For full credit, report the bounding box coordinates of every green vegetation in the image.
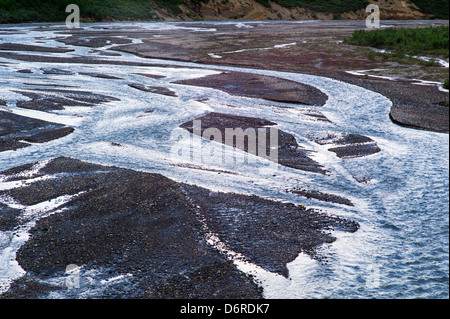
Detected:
[444,78,449,90]
[154,0,183,15]
[411,0,449,19]
[0,0,212,22]
[0,0,448,23]
[345,26,449,56]
[255,0,369,13]
[0,0,161,23]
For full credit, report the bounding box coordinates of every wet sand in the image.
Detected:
[1,21,447,134]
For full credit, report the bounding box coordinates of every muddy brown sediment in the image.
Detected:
[328,74,449,134]
[107,20,449,133]
[173,71,328,106]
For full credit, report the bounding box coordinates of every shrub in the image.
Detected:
[410,0,449,19]
[345,26,449,56]
[0,0,157,23]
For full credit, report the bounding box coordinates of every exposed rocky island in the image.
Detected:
[0,157,358,298]
[0,19,448,300]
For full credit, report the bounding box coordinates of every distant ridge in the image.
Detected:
[0,0,448,24]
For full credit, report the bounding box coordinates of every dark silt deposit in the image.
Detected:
[112,40,196,62]
[0,203,21,232]
[0,20,447,300]
[0,43,75,53]
[0,157,358,298]
[330,74,449,134]
[180,112,326,174]
[16,69,33,74]
[128,83,177,97]
[180,184,359,278]
[0,157,260,299]
[389,103,449,133]
[58,36,133,48]
[14,88,119,112]
[308,131,381,159]
[0,111,74,152]
[0,51,178,68]
[79,72,123,80]
[287,188,354,206]
[40,67,75,75]
[133,73,166,80]
[173,71,328,106]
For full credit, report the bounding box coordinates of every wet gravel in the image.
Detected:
[180,112,326,174]
[14,88,119,112]
[309,131,381,159]
[329,74,449,134]
[0,111,74,152]
[174,71,328,106]
[0,157,358,298]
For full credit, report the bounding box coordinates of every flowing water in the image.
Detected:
[0,22,448,299]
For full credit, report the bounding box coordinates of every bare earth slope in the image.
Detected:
[161,0,428,21]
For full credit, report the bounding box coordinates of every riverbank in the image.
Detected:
[0,21,365,298]
[3,20,444,131]
[0,20,448,299]
[108,20,449,132]
[0,157,357,298]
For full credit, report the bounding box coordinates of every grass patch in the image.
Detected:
[444,78,449,90]
[0,0,164,23]
[345,26,449,56]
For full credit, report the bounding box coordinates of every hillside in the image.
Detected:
[0,0,448,24]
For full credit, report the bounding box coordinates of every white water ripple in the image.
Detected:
[0,22,448,299]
